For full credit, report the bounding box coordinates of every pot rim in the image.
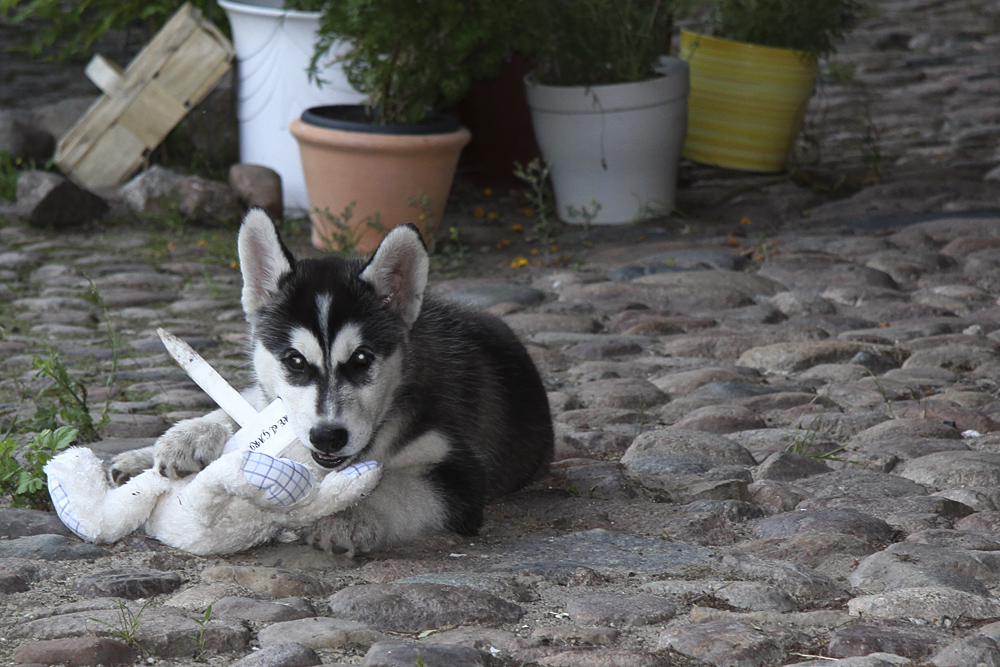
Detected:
[524,57,689,114]
[217,0,319,20]
[679,29,818,63]
[301,105,462,136]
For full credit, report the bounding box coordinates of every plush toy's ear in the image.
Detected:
[359,223,429,328]
[238,208,294,315]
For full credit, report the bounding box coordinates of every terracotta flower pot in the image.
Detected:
[290,105,471,253]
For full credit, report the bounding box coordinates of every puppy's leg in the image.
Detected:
[303,469,448,556]
[152,408,237,480]
[109,446,155,486]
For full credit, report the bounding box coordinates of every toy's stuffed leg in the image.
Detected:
[46,447,171,543]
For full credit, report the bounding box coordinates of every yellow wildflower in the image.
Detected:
[511,224,523,233]
[198,239,208,247]
[740,216,752,225]
[550,245,558,253]
[510,256,529,268]
[474,208,485,217]
[523,208,535,217]
[231,261,239,269]
[484,187,493,196]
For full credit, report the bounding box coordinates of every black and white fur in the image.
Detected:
[111,209,554,555]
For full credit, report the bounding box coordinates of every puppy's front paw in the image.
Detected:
[109,448,154,486]
[154,418,232,480]
[305,511,382,557]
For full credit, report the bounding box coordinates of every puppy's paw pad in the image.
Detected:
[306,513,380,557]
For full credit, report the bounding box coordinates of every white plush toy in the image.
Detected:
[44,330,381,556]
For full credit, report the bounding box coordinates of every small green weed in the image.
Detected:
[314,202,385,256]
[430,226,471,275]
[406,192,436,249]
[189,604,212,658]
[513,158,559,246]
[0,151,24,200]
[89,599,151,647]
[861,107,883,183]
[30,350,108,442]
[823,61,856,83]
[0,425,77,509]
[565,199,602,231]
[0,151,56,201]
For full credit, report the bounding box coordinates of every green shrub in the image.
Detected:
[528,0,676,87]
[0,426,77,509]
[708,0,863,57]
[0,0,225,62]
[311,0,530,125]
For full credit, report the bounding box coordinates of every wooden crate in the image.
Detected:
[55,4,234,188]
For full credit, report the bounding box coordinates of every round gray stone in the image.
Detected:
[74,569,183,600]
[897,451,1000,489]
[565,592,677,627]
[752,509,893,545]
[327,583,524,633]
[622,429,757,467]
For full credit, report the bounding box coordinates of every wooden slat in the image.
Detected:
[56,3,234,187]
[84,55,124,95]
[119,79,189,148]
[71,123,147,189]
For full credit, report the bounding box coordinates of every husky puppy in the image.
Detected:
[111,210,554,555]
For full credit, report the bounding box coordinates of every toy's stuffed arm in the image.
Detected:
[174,450,381,527]
[282,460,381,527]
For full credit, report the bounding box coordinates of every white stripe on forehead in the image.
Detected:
[331,322,363,366]
[316,293,332,342]
[290,327,324,367]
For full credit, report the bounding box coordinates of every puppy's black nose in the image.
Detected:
[309,424,349,454]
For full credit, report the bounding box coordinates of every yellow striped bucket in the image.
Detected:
[679,30,817,172]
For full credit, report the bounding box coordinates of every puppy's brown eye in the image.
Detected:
[283,352,307,372]
[348,349,373,370]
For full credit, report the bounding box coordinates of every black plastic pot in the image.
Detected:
[300,105,461,135]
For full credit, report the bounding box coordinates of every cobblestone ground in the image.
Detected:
[2,1,1000,666]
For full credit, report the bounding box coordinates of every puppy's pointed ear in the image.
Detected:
[238,208,294,315]
[360,223,429,327]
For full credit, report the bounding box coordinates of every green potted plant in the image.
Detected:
[289,0,526,252]
[680,0,863,172]
[522,0,690,225]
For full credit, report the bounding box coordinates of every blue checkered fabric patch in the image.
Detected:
[48,479,90,541]
[342,460,378,479]
[241,451,312,506]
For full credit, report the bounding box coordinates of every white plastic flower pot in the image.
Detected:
[218,0,365,212]
[525,56,689,225]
